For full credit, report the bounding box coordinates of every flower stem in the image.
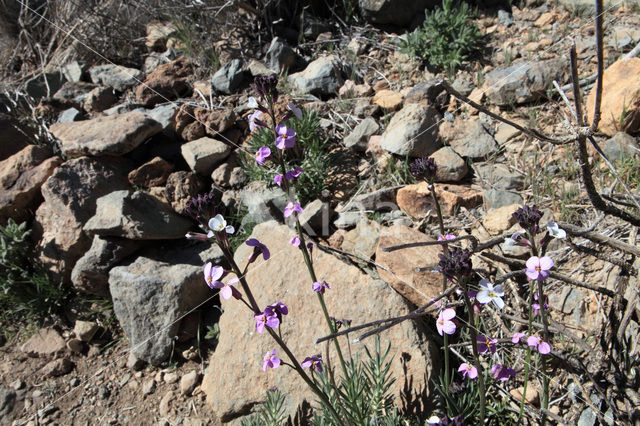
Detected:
[538,279,550,424]
[518,268,537,423]
[461,284,486,423]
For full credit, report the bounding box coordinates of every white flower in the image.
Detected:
[546,221,566,239]
[207,214,235,236]
[427,416,440,424]
[247,97,259,109]
[476,279,505,310]
[287,102,302,120]
[503,237,517,251]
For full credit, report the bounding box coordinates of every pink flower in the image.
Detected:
[512,332,526,344]
[525,256,554,281]
[290,235,301,247]
[438,234,456,241]
[284,202,303,218]
[262,349,281,371]
[274,174,283,186]
[312,280,331,294]
[275,124,296,149]
[254,309,280,334]
[203,263,240,300]
[458,362,478,380]
[255,146,271,165]
[203,262,223,290]
[477,335,497,354]
[491,364,516,381]
[436,308,456,336]
[249,110,265,132]
[527,336,551,354]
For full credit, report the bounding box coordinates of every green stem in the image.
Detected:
[461,283,486,423]
[538,279,550,423]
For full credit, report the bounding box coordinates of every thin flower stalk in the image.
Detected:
[460,282,486,423]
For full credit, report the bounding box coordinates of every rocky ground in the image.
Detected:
[1,0,640,425]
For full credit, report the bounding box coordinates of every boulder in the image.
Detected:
[71,235,142,296]
[359,0,438,27]
[83,190,193,239]
[344,117,379,151]
[0,145,61,224]
[375,225,442,307]
[212,59,244,94]
[83,86,117,112]
[135,57,192,107]
[200,222,438,422]
[290,55,344,97]
[429,146,468,182]
[586,58,640,136]
[265,37,298,73]
[397,182,483,217]
[483,189,523,210]
[88,64,143,92]
[128,156,174,188]
[34,157,131,283]
[181,137,232,175]
[50,112,162,158]
[483,59,568,106]
[41,358,74,377]
[373,90,403,110]
[145,21,176,51]
[449,119,499,160]
[380,103,441,157]
[210,152,246,189]
[482,204,520,235]
[109,243,224,365]
[238,181,289,224]
[52,81,98,108]
[475,163,523,191]
[603,132,639,160]
[298,199,332,236]
[341,218,381,261]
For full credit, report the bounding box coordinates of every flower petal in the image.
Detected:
[492,297,505,310]
[526,256,540,269]
[476,290,492,304]
[539,256,554,270]
[442,308,456,320]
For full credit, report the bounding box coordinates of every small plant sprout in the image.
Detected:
[458,362,478,380]
[262,350,281,372]
[525,256,554,281]
[436,308,457,336]
[546,221,567,239]
[476,279,505,309]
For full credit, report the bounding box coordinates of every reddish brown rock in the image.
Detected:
[396,182,482,217]
[83,86,117,112]
[586,58,640,136]
[193,108,237,136]
[375,225,443,307]
[20,328,66,358]
[201,222,438,422]
[135,57,192,107]
[41,358,74,377]
[127,156,174,188]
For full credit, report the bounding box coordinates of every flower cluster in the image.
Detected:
[203,263,241,300]
[254,302,288,334]
[438,247,473,280]
[184,192,218,227]
[254,75,279,101]
[512,333,551,354]
[512,205,543,235]
[410,156,437,182]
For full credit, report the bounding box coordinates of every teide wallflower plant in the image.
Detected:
[262,349,281,371]
[512,205,543,235]
[458,362,478,380]
[438,247,473,280]
[476,279,505,309]
[436,308,457,336]
[410,156,437,182]
[525,256,554,281]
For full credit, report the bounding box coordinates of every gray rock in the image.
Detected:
[25,72,65,99]
[450,120,498,160]
[475,163,523,190]
[341,219,381,261]
[181,137,232,175]
[109,243,223,365]
[83,86,117,112]
[334,211,365,229]
[265,37,298,73]
[74,320,100,342]
[61,61,84,82]
[483,189,523,210]
[451,76,474,97]
[41,358,74,377]
[290,55,344,97]
[212,59,244,94]
[103,103,144,116]
[380,103,441,157]
[429,146,468,182]
[141,103,179,139]
[247,59,273,77]
[298,199,332,236]
[359,0,437,26]
[84,190,193,239]
[0,113,30,162]
[339,186,401,212]
[404,79,447,105]
[238,181,289,223]
[497,9,513,26]
[71,235,142,296]
[88,64,143,92]
[49,112,162,158]
[603,132,639,160]
[0,388,17,420]
[53,81,99,108]
[344,117,379,151]
[483,59,568,106]
[58,108,82,123]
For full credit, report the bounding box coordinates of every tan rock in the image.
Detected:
[586,58,640,136]
[21,328,66,358]
[201,222,438,422]
[482,204,520,235]
[396,182,483,217]
[373,80,389,92]
[180,371,200,396]
[510,386,540,406]
[146,21,176,51]
[40,357,74,377]
[341,219,381,261]
[373,89,403,110]
[535,11,555,27]
[464,88,484,115]
[128,156,174,188]
[375,225,443,307]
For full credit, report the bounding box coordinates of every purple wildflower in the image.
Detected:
[254,309,280,334]
[285,167,304,184]
[246,238,270,263]
[532,292,548,316]
[184,192,217,227]
[290,235,301,247]
[267,302,289,322]
[203,262,224,290]
[287,103,303,120]
[410,157,437,182]
[512,205,543,235]
[301,355,323,372]
[274,174,283,186]
[254,75,278,101]
[491,364,516,382]
[512,332,526,344]
[203,263,240,300]
[249,110,266,132]
[438,234,456,242]
[527,336,551,354]
[458,362,478,380]
[262,349,281,372]
[436,308,457,336]
[312,280,331,294]
[438,247,473,280]
[275,124,296,149]
[255,146,271,165]
[525,256,554,281]
[284,202,303,218]
[477,335,497,354]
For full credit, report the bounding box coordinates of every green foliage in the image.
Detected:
[241,388,288,426]
[170,18,220,73]
[0,219,70,341]
[310,337,407,425]
[401,0,483,72]
[242,109,330,205]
